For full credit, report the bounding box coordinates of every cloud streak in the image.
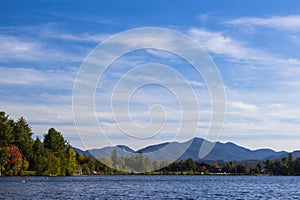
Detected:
[0,34,83,63]
[0,66,76,89]
[225,15,300,32]
[188,28,300,67]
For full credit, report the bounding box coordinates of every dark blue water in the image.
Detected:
[0,176,299,199]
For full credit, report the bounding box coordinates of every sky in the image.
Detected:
[1,0,300,151]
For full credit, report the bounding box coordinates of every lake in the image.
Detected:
[0,176,299,199]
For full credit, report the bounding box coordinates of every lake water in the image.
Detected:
[0,176,299,199]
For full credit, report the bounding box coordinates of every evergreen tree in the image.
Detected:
[13,117,34,163]
[43,128,66,157]
[0,112,14,146]
[43,128,67,175]
[31,137,47,175]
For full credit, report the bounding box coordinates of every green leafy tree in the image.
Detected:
[46,151,59,175]
[0,147,10,176]
[187,158,197,171]
[82,163,91,174]
[65,145,76,176]
[87,157,96,174]
[99,157,113,168]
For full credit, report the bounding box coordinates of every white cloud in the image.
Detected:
[50,32,111,43]
[0,35,82,62]
[0,35,41,61]
[231,101,258,112]
[225,15,300,32]
[188,28,300,67]
[189,28,251,60]
[0,66,76,87]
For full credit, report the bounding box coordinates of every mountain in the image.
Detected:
[87,146,135,158]
[73,137,291,162]
[264,150,300,161]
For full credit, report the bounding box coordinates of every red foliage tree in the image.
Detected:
[7,146,22,163]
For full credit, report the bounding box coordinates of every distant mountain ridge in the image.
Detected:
[73,137,298,162]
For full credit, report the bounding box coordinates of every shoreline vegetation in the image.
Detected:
[1,111,300,176]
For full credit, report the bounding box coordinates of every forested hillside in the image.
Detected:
[0,111,105,176]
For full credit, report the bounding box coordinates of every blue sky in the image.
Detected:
[1,0,300,151]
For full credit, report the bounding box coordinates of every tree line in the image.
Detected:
[0,111,106,176]
[99,149,300,175]
[156,155,300,175]
[99,149,170,173]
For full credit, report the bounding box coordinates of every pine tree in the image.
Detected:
[0,111,14,146]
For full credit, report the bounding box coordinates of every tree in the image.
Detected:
[254,163,262,174]
[236,163,247,174]
[46,151,59,175]
[99,157,113,168]
[288,153,294,175]
[31,137,47,174]
[186,158,197,172]
[33,137,46,157]
[43,128,67,175]
[65,145,76,176]
[13,117,34,169]
[136,151,145,172]
[294,158,300,175]
[43,128,66,157]
[87,157,96,174]
[0,111,14,146]
[0,147,10,176]
[7,146,22,175]
[111,149,118,169]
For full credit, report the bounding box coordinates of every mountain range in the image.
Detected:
[73,137,299,162]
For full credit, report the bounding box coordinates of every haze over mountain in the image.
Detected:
[73,138,296,162]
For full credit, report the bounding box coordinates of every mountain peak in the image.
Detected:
[73,137,297,162]
[116,145,135,153]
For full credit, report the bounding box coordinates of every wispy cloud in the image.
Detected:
[225,15,300,32]
[0,35,42,61]
[51,32,110,43]
[189,28,255,61]
[0,66,75,87]
[187,26,300,151]
[0,34,82,63]
[0,23,113,64]
[189,28,300,66]
[231,101,258,112]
